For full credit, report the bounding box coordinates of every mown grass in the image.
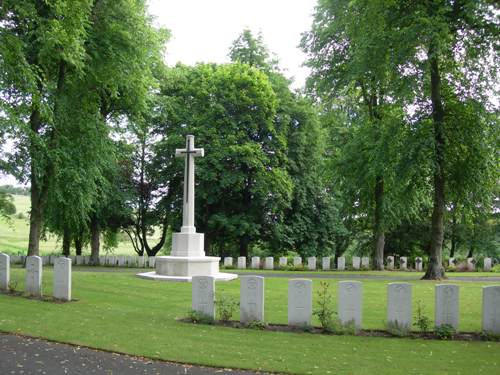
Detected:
[1,267,499,375]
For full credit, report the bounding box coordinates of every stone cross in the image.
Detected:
[176,135,204,234]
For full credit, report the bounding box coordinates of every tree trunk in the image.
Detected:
[74,235,83,256]
[450,209,457,258]
[62,228,72,257]
[373,175,385,270]
[239,235,249,257]
[90,216,100,265]
[422,50,446,280]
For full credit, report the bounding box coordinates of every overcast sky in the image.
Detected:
[0,0,317,186]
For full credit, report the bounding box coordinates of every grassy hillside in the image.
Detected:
[0,195,161,256]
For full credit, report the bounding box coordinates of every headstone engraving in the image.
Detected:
[288,279,312,326]
[322,257,330,271]
[237,257,246,269]
[435,284,459,330]
[192,276,215,319]
[387,283,412,330]
[415,257,423,271]
[264,257,274,270]
[0,253,9,291]
[307,257,316,271]
[251,256,260,269]
[338,281,362,329]
[400,257,408,270]
[482,286,500,334]
[25,256,42,297]
[54,257,71,301]
[337,257,345,271]
[240,276,264,323]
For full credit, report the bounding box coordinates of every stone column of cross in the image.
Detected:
[175,135,204,233]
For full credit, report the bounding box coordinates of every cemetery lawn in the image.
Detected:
[1,268,499,375]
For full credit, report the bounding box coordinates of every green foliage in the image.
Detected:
[313,281,336,332]
[186,310,214,325]
[0,192,16,219]
[245,320,267,330]
[215,294,239,323]
[414,300,431,333]
[435,324,455,340]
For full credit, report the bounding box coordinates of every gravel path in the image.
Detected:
[0,333,268,375]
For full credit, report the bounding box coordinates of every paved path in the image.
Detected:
[0,333,267,375]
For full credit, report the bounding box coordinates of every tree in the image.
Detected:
[0,192,16,220]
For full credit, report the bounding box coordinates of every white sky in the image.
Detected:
[147,0,316,88]
[0,0,317,186]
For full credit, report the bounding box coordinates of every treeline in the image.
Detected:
[0,185,29,196]
[0,1,498,279]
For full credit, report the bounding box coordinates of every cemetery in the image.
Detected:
[0,0,499,374]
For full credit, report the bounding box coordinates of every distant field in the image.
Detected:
[0,195,162,256]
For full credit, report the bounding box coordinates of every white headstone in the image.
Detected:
[237,257,246,269]
[192,276,215,319]
[0,253,10,291]
[42,256,49,266]
[467,257,475,271]
[322,257,331,271]
[75,255,83,266]
[484,258,492,272]
[148,256,155,268]
[279,257,288,267]
[361,257,369,269]
[307,257,316,271]
[49,255,56,265]
[240,276,264,323]
[337,257,345,271]
[84,256,90,265]
[288,279,312,326]
[53,257,71,301]
[25,256,42,297]
[415,257,423,271]
[138,256,145,268]
[400,257,408,270]
[435,284,459,330]
[264,257,274,270]
[482,286,500,334]
[387,256,394,270]
[99,256,106,265]
[338,281,362,329]
[387,283,412,330]
[293,257,302,268]
[352,257,360,270]
[69,255,76,265]
[126,256,135,267]
[10,255,21,264]
[223,257,233,267]
[448,258,455,267]
[118,256,126,267]
[251,256,260,269]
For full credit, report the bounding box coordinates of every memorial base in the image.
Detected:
[136,256,237,282]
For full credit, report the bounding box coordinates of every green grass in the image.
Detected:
[1,267,499,375]
[0,195,160,255]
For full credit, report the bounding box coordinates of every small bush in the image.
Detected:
[414,300,431,333]
[215,294,239,323]
[313,281,336,332]
[186,310,214,325]
[16,212,25,220]
[435,324,455,340]
[245,320,266,330]
[387,321,410,337]
[8,280,18,294]
[480,331,500,342]
[492,264,500,273]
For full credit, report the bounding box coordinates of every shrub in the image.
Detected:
[414,300,431,333]
[186,310,214,325]
[8,281,18,294]
[492,264,500,273]
[245,320,266,330]
[313,281,336,332]
[215,294,239,322]
[435,324,455,340]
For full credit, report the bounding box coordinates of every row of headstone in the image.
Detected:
[192,275,500,334]
[6,255,157,268]
[0,254,71,301]
[224,256,371,271]
[448,257,493,272]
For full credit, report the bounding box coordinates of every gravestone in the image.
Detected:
[42,256,49,266]
[148,256,156,268]
[279,257,288,268]
[322,257,331,271]
[288,279,312,326]
[84,256,90,265]
[467,258,475,271]
[387,283,412,330]
[293,257,302,268]
[237,257,246,269]
[337,257,345,271]
[10,255,21,264]
[482,286,500,334]
[53,257,71,301]
[307,257,316,271]
[484,258,492,272]
[99,256,106,265]
[223,257,233,267]
[126,256,135,267]
[415,257,423,271]
[192,276,215,319]
[138,256,145,268]
[0,253,9,291]
[25,256,42,297]
[75,256,83,266]
[251,257,260,269]
[240,276,265,323]
[69,256,76,265]
[448,258,455,267]
[49,255,56,265]
[400,257,408,270]
[387,256,394,270]
[338,281,362,329]
[435,284,459,330]
[361,257,369,269]
[352,257,360,270]
[264,257,274,270]
[118,256,126,267]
